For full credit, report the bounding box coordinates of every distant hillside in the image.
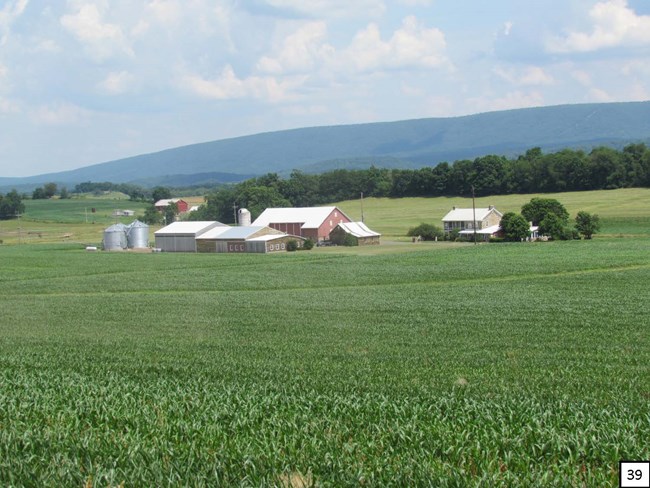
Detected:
[2,101,650,190]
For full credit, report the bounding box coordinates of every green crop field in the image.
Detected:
[0,236,648,486]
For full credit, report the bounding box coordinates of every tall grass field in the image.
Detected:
[0,235,648,485]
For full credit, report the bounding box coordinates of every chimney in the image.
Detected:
[488,205,494,210]
[452,206,456,210]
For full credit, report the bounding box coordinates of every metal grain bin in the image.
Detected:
[103,223,128,250]
[126,220,149,249]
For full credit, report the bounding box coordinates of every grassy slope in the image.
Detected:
[335,188,650,238]
[0,240,648,485]
[0,197,151,245]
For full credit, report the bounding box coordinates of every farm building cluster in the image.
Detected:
[102,206,382,253]
[442,205,539,241]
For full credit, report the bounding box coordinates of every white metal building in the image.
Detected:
[154,221,227,252]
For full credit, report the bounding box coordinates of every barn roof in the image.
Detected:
[196,226,231,239]
[154,198,186,207]
[442,207,502,222]
[213,226,268,239]
[252,206,350,229]
[154,221,226,236]
[247,233,302,242]
[336,221,381,238]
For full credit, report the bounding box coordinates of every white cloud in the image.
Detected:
[0,0,29,45]
[31,102,90,125]
[469,90,545,113]
[180,65,306,103]
[257,21,334,74]
[147,0,182,26]
[264,0,385,18]
[398,0,433,5]
[33,39,61,52]
[256,15,449,78]
[549,0,650,53]
[60,2,133,61]
[0,96,20,114]
[570,69,592,86]
[98,70,135,94]
[343,16,448,72]
[589,87,612,102]
[494,66,554,86]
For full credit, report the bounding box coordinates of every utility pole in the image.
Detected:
[471,185,477,245]
[16,212,22,245]
[360,192,364,223]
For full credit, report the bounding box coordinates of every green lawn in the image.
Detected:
[336,188,650,238]
[0,239,648,486]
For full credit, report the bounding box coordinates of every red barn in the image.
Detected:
[252,206,352,242]
[154,198,189,213]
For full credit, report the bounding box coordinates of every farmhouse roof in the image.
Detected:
[442,207,503,222]
[459,224,501,235]
[459,224,539,235]
[252,206,350,229]
[154,221,226,236]
[336,221,381,238]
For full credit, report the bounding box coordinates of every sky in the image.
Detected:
[1,0,650,177]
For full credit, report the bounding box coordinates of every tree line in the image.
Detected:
[191,144,650,223]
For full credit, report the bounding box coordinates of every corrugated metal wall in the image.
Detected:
[155,236,197,252]
[245,241,267,253]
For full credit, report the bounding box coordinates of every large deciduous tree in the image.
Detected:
[152,186,172,203]
[521,198,569,226]
[0,189,25,219]
[575,211,601,239]
[499,212,530,241]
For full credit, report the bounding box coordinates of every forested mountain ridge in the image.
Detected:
[2,100,650,191]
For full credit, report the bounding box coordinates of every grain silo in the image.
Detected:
[238,208,251,226]
[103,223,128,250]
[126,220,149,249]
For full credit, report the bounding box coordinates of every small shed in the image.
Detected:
[330,221,381,246]
[155,221,227,252]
